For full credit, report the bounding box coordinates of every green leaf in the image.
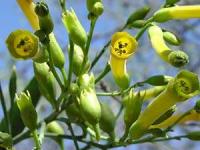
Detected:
[9,66,17,111]
[0,77,41,137]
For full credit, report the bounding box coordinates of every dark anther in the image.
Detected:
[118,41,128,49]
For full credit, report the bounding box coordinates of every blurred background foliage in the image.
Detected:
[0,0,200,149]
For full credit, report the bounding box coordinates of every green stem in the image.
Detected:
[60,67,68,87]
[80,19,97,74]
[0,83,11,135]
[47,43,64,91]
[115,105,124,121]
[95,63,111,84]
[67,38,74,89]
[32,130,41,150]
[66,121,80,150]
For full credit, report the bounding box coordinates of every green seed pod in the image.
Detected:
[129,70,200,139]
[68,44,90,76]
[78,73,95,89]
[49,33,65,69]
[187,131,200,141]
[79,88,101,140]
[87,0,104,17]
[33,62,56,108]
[99,102,116,139]
[152,105,176,125]
[0,132,12,149]
[62,9,87,49]
[16,91,38,131]
[194,100,200,113]
[163,31,181,46]
[126,6,150,25]
[6,29,39,59]
[35,2,54,34]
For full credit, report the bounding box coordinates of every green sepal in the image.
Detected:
[16,91,38,131]
[68,44,90,76]
[126,6,150,25]
[78,73,95,90]
[62,9,87,48]
[0,132,12,149]
[79,88,101,126]
[49,33,65,69]
[33,62,56,108]
[32,44,49,63]
[0,77,41,136]
[153,8,172,22]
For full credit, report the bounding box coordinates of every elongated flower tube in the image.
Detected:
[17,0,39,30]
[110,32,138,89]
[153,5,200,23]
[6,30,39,59]
[62,8,87,49]
[129,70,200,139]
[16,91,38,131]
[148,25,189,67]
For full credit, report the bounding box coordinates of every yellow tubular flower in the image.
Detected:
[148,25,189,67]
[6,30,39,59]
[17,0,39,30]
[153,5,200,23]
[128,70,200,140]
[110,32,138,89]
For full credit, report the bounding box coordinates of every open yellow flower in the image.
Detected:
[17,0,39,30]
[153,5,200,22]
[110,32,138,89]
[6,30,39,59]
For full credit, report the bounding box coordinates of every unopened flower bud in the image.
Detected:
[0,132,12,149]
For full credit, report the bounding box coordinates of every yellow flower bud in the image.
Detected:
[153,5,200,23]
[148,25,189,67]
[16,91,38,131]
[17,0,40,30]
[62,8,87,48]
[6,30,39,59]
[129,70,200,139]
[110,32,138,89]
